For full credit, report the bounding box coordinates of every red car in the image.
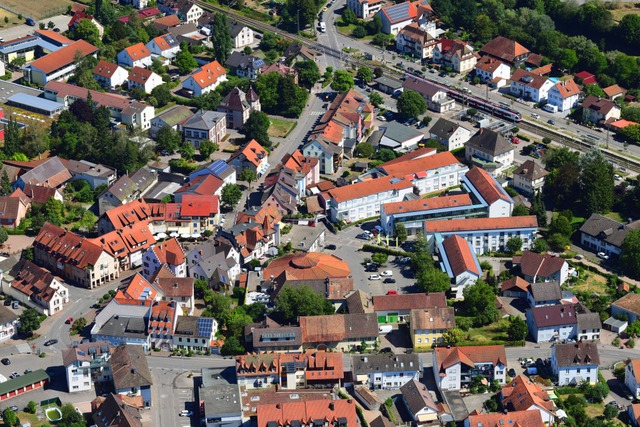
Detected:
[66,317,73,324]
[386,290,398,295]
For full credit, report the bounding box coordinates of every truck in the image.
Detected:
[542,104,558,113]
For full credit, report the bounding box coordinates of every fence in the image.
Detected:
[40,397,61,407]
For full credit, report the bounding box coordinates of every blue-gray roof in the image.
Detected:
[0,38,59,55]
[6,93,65,113]
[381,121,423,143]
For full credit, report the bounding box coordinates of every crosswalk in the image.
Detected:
[310,111,325,116]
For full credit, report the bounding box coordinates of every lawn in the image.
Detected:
[458,317,513,345]
[610,2,640,22]
[570,270,609,294]
[268,118,296,138]
[8,411,52,427]
[605,211,625,222]
[336,23,358,36]
[0,8,21,27]
[0,0,71,19]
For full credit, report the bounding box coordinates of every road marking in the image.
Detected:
[310,111,324,116]
[74,298,81,303]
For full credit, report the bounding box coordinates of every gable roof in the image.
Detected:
[502,374,554,413]
[480,36,530,63]
[150,238,185,266]
[380,0,418,24]
[188,60,226,88]
[528,281,562,302]
[577,312,601,331]
[403,77,445,98]
[152,14,181,30]
[465,166,512,205]
[520,251,566,280]
[434,345,507,373]
[581,95,619,116]
[511,68,551,90]
[34,222,109,269]
[603,84,626,98]
[93,60,124,79]
[256,399,357,427]
[92,393,142,427]
[150,34,179,51]
[467,128,514,157]
[382,194,472,215]
[578,213,640,248]
[553,342,600,367]
[501,276,530,294]
[122,43,151,61]
[115,273,156,301]
[10,260,61,303]
[110,344,153,390]
[326,177,413,203]
[475,56,507,73]
[18,156,72,188]
[0,194,28,221]
[180,194,219,217]
[529,304,576,327]
[410,307,456,331]
[91,221,155,261]
[552,79,580,99]
[425,216,538,233]
[300,313,379,343]
[128,67,157,85]
[230,139,268,168]
[441,235,480,276]
[612,293,640,316]
[182,109,225,131]
[352,353,420,375]
[468,410,544,427]
[373,293,446,311]
[514,160,548,181]
[429,118,466,140]
[104,199,152,230]
[401,378,438,415]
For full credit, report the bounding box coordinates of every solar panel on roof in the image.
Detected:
[208,160,229,176]
[262,332,296,339]
[385,2,411,21]
[197,318,214,336]
[77,350,86,356]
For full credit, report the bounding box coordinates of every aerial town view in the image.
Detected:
[0,0,638,425]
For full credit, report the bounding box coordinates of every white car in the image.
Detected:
[614,174,622,180]
[597,252,609,260]
[380,270,393,276]
[179,410,193,417]
[368,274,381,280]
[376,115,387,121]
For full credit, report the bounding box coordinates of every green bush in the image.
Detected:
[361,244,408,256]
[517,134,531,142]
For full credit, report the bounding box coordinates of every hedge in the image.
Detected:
[356,405,368,427]
[361,244,408,256]
[517,134,531,142]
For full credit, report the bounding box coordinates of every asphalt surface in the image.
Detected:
[0,15,69,41]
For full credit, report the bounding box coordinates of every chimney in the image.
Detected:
[329,402,334,410]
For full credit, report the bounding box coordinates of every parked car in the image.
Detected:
[11,301,18,309]
[325,244,337,250]
[357,233,371,240]
[386,290,398,295]
[9,372,19,379]
[383,278,396,284]
[508,368,517,377]
[26,18,36,26]
[3,299,11,306]
[1,358,10,365]
[376,115,387,122]
[368,274,381,280]
[380,270,393,276]
[66,317,73,324]
[8,405,17,412]
[179,410,193,417]
[23,369,32,374]
[44,339,58,346]
[597,252,609,260]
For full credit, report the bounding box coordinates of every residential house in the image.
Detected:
[604,84,627,101]
[68,11,105,36]
[403,77,455,113]
[479,36,530,66]
[410,307,456,349]
[513,159,548,196]
[117,7,161,23]
[177,194,220,233]
[235,353,280,389]
[200,367,242,427]
[110,344,153,407]
[228,139,270,177]
[501,375,555,424]
[4,260,69,316]
[62,341,112,393]
[98,199,153,234]
[429,118,473,151]
[299,313,379,351]
[378,0,433,35]
[62,159,117,190]
[0,305,17,343]
[510,68,554,103]
[44,81,155,129]
[581,95,622,125]
[612,293,640,323]
[348,0,383,18]
[146,300,179,350]
[229,21,254,49]
[465,128,515,177]
[352,353,422,390]
[22,184,63,205]
[189,159,237,186]
[323,176,415,223]
[463,166,514,217]
[302,138,342,175]
[283,42,317,63]
[501,276,531,298]
[526,281,562,307]
[0,192,29,229]
[93,60,128,89]
[91,393,142,427]
[127,67,163,93]
[182,110,227,148]
[424,216,538,255]
[547,79,581,112]
[23,39,98,87]
[91,299,151,350]
[630,404,640,427]
[225,51,265,80]
[260,62,299,84]
[396,23,437,59]
[142,238,186,279]
[400,379,439,424]
[279,351,344,389]
[374,76,403,96]
[152,14,181,32]
[173,315,218,352]
[576,311,601,341]
[625,360,640,400]
[174,175,224,203]
[433,39,477,74]
[34,222,119,289]
[437,235,481,299]
[91,221,156,271]
[117,43,152,68]
[149,268,195,315]
[158,0,203,23]
[145,34,180,59]
[526,305,577,343]
[474,56,511,85]
[186,241,241,288]
[217,205,281,263]
[217,87,261,130]
[274,150,320,199]
[433,345,507,390]
[373,292,447,324]
[466,410,545,427]
[579,213,640,258]
[244,317,303,353]
[518,250,568,285]
[256,399,357,427]
[150,105,194,139]
[551,342,599,386]
[15,156,72,190]
[182,61,227,96]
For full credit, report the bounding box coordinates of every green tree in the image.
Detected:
[357,66,374,83]
[512,205,529,216]
[331,70,355,93]
[4,117,20,158]
[506,316,528,342]
[375,148,396,162]
[175,42,197,74]
[506,236,523,254]
[221,336,245,355]
[474,14,497,42]
[352,25,367,38]
[619,14,640,46]
[199,139,217,159]
[73,19,101,45]
[532,238,547,253]
[372,33,391,47]
[156,126,182,154]
[417,266,451,293]
[59,403,85,427]
[179,142,195,161]
[558,48,579,71]
[238,168,257,184]
[341,8,357,24]
[2,408,18,426]
[621,230,640,279]
[273,285,335,324]
[371,252,388,265]
[580,149,613,215]
[550,216,572,237]
[547,233,570,252]
[442,327,464,344]
[394,223,407,243]
[211,13,233,64]
[26,401,37,414]
[244,111,271,148]
[44,198,64,226]
[397,89,427,119]
[18,308,41,335]
[369,92,383,108]
[150,85,173,107]
[355,142,374,158]
[221,184,243,207]
[295,60,321,88]
[463,280,499,326]
[603,404,618,420]
[530,191,547,227]
[0,172,12,197]
[584,84,607,98]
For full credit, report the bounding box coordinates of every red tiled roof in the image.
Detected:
[603,84,627,98]
[91,221,155,260]
[34,29,73,45]
[501,375,554,413]
[123,43,151,61]
[480,36,530,63]
[152,271,193,298]
[151,238,185,266]
[11,260,60,303]
[610,119,638,130]
[442,235,480,276]
[128,67,156,85]
[501,276,530,294]
[34,222,108,269]
[264,252,351,282]
[105,199,152,230]
[380,151,461,179]
[574,71,596,85]
[410,307,456,330]
[519,251,566,279]
[152,14,181,28]
[475,56,506,72]
[29,40,98,74]
[150,34,174,51]
[511,68,550,90]
[467,410,544,427]
[425,216,538,233]
[383,194,472,215]
[236,139,267,168]
[189,60,226,88]
[68,10,94,28]
[326,177,413,204]
[257,399,357,427]
[149,301,176,334]
[93,60,123,79]
[115,273,156,301]
[465,166,511,205]
[553,79,580,99]
[22,184,59,205]
[373,293,446,311]
[179,194,219,217]
[176,174,223,196]
[434,345,507,372]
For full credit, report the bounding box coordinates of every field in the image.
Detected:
[0,0,71,20]
[268,118,296,137]
[0,8,21,27]
[610,2,640,22]
[570,270,609,294]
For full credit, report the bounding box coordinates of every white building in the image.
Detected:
[229,22,254,49]
[625,360,640,400]
[142,238,187,280]
[173,316,219,353]
[348,0,383,18]
[62,341,112,393]
[526,305,577,343]
[3,260,70,316]
[551,342,599,386]
[465,128,515,177]
[93,60,128,89]
[182,61,227,96]
[146,34,180,59]
[474,57,511,84]
[378,121,424,152]
[429,118,472,151]
[577,312,601,341]
[433,345,507,390]
[432,39,477,74]
[352,354,422,390]
[403,77,455,113]
[463,167,514,217]
[513,160,548,196]
[0,305,17,343]
[396,23,437,59]
[510,69,554,103]
[547,79,580,112]
[323,177,415,223]
[436,235,481,299]
[127,67,163,93]
[117,43,153,68]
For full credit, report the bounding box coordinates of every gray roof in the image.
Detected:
[553,342,600,367]
[381,121,423,143]
[96,316,148,340]
[250,324,302,350]
[375,76,403,90]
[62,159,116,178]
[346,290,373,314]
[514,159,548,181]
[400,378,438,415]
[403,77,443,98]
[577,312,602,331]
[110,344,153,390]
[200,367,241,416]
[604,316,627,329]
[92,393,142,427]
[352,353,421,375]
[229,21,248,38]
[182,110,226,131]
[466,128,514,156]
[0,305,17,327]
[7,93,64,113]
[19,156,72,187]
[225,51,264,70]
[429,118,465,140]
[370,416,395,427]
[579,213,640,248]
[529,304,576,328]
[529,281,561,302]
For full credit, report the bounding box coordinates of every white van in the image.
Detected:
[319,22,326,32]
[531,113,540,119]
[542,104,558,113]
[378,325,393,334]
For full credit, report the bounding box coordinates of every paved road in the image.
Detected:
[0,15,69,41]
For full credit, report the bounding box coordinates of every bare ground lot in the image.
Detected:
[0,0,71,20]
